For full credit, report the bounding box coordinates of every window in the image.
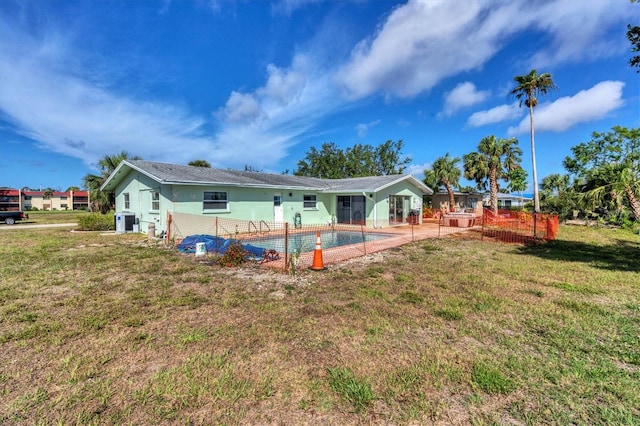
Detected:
[61,204,68,208]
[60,196,67,200]
[151,191,160,211]
[303,194,317,209]
[124,193,130,210]
[203,191,228,211]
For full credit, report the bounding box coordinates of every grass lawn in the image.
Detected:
[1,225,639,424]
[21,210,91,224]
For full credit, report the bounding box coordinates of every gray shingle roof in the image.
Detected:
[102,160,432,194]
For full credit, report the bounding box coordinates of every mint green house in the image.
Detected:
[101,160,433,235]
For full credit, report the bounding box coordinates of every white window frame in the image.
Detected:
[203,191,229,211]
[151,191,160,211]
[124,193,130,210]
[303,194,317,210]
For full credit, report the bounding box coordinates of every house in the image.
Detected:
[100,160,433,234]
[483,193,532,209]
[429,190,483,214]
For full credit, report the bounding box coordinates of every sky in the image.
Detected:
[0,0,638,192]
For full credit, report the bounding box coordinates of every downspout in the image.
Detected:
[362,192,378,228]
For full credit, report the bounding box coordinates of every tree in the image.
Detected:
[510,69,557,213]
[43,189,54,211]
[564,126,640,222]
[66,186,81,192]
[540,173,576,220]
[507,167,528,208]
[541,173,569,198]
[424,153,461,211]
[188,160,211,167]
[83,151,142,213]
[295,140,411,178]
[629,0,640,72]
[463,135,523,214]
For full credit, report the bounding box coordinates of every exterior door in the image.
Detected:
[273,193,283,223]
[336,195,365,224]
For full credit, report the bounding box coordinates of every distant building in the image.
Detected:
[483,193,532,209]
[429,190,483,214]
[0,188,89,211]
[0,189,21,211]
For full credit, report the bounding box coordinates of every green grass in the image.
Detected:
[0,225,639,424]
[22,210,92,224]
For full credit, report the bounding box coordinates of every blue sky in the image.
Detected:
[1,0,638,191]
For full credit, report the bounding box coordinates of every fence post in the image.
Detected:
[533,213,538,240]
[481,209,485,241]
[361,224,367,255]
[284,222,289,273]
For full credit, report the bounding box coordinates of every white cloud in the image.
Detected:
[467,102,522,127]
[439,82,490,118]
[215,91,263,124]
[355,119,381,138]
[406,162,431,179]
[508,81,625,135]
[337,0,632,100]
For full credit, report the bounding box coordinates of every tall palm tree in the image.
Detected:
[83,151,141,213]
[424,153,461,212]
[510,69,557,213]
[463,135,522,215]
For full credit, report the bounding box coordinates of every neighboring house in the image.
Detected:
[22,190,89,211]
[483,193,532,209]
[100,160,433,234]
[429,191,483,214]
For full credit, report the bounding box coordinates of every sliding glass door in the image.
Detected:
[389,195,410,224]
[336,195,366,225]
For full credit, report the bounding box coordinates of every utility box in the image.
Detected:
[114,212,136,233]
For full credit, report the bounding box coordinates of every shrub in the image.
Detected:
[77,213,115,231]
[422,207,435,218]
[218,240,248,267]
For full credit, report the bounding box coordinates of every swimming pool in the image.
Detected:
[247,230,393,253]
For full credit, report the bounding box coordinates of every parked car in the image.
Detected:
[0,211,28,225]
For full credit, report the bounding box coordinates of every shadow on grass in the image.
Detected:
[515,237,640,273]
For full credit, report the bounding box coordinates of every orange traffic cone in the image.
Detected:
[310,231,326,271]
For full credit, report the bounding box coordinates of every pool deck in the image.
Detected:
[260,221,478,271]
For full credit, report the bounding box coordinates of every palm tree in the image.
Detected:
[188,159,211,167]
[43,189,54,211]
[510,69,557,213]
[541,173,569,198]
[424,153,461,212]
[83,151,141,213]
[463,135,522,215]
[581,163,640,221]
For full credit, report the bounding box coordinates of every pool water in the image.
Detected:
[248,230,392,253]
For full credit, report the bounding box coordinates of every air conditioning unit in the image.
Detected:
[114,212,136,233]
